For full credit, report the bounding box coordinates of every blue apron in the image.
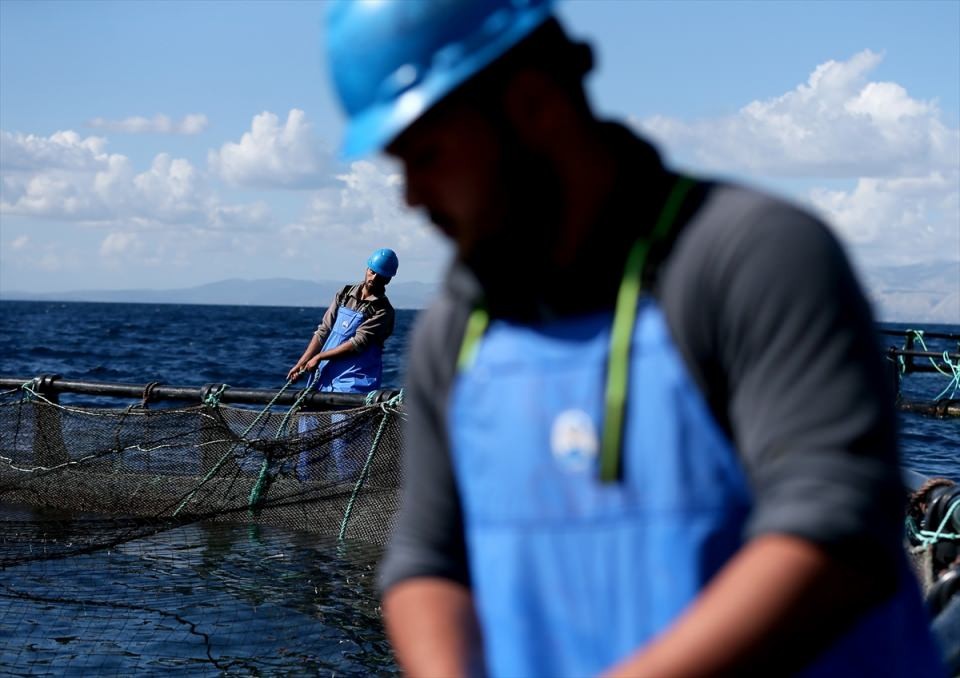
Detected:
[296,303,382,481]
[311,304,383,393]
[449,304,941,677]
[447,178,943,676]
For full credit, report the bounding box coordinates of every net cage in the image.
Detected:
[0,381,404,674]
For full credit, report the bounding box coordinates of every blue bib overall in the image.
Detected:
[312,304,383,393]
[448,180,943,677]
[297,303,383,480]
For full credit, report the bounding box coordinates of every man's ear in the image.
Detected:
[501,68,569,151]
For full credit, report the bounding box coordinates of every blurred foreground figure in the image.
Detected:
[325,1,944,675]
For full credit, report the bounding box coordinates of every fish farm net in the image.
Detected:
[0,384,404,674]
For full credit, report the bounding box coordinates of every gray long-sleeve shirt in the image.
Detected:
[314,283,395,352]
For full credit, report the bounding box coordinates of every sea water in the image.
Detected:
[0,301,957,674]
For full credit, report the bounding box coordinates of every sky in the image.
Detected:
[1,0,958,306]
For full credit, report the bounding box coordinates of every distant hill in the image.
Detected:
[0,278,439,311]
[861,261,960,325]
[2,261,957,323]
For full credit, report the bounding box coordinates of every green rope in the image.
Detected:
[21,379,42,403]
[173,377,299,517]
[203,384,229,406]
[338,390,404,540]
[247,380,318,512]
[907,330,960,400]
[246,463,272,513]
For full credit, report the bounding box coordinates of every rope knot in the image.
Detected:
[203,384,229,407]
[138,381,161,409]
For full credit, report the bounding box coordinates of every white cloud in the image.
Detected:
[283,159,436,254]
[809,172,959,267]
[638,50,958,178]
[209,109,333,189]
[87,113,208,135]
[132,153,207,222]
[845,82,932,121]
[10,235,29,250]
[211,201,271,228]
[633,50,959,269]
[281,160,448,278]
[0,129,270,229]
[2,171,108,220]
[0,130,109,171]
[100,231,142,258]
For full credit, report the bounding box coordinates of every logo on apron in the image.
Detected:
[550,409,598,472]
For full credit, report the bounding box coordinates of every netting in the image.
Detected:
[0,384,404,674]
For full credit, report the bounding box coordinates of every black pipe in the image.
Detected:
[879,329,960,341]
[887,347,960,375]
[899,399,960,418]
[0,376,399,411]
[887,349,960,360]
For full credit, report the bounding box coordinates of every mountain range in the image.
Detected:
[861,261,959,325]
[0,278,438,311]
[2,261,958,323]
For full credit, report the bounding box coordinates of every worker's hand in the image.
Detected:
[305,356,322,372]
[287,363,306,382]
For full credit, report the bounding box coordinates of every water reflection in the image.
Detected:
[0,518,398,675]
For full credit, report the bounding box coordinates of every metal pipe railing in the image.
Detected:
[886,347,960,375]
[0,375,400,410]
[879,329,960,341]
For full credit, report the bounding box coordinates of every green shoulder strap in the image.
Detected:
[457,305,490,371]
[599,176,696,482]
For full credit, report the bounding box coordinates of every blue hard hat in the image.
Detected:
[367,248,399,278]
[325,0,556,158]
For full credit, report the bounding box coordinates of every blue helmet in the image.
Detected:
[325,0,556,158]
[367,248,399,278]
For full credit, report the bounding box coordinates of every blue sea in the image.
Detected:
[1,301,955,477]
[0,300,957,674]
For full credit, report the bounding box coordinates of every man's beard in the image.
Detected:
[462,141,565,319]
[365,279,386,296]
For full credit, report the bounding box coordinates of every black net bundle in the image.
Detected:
[0,385,404,674]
